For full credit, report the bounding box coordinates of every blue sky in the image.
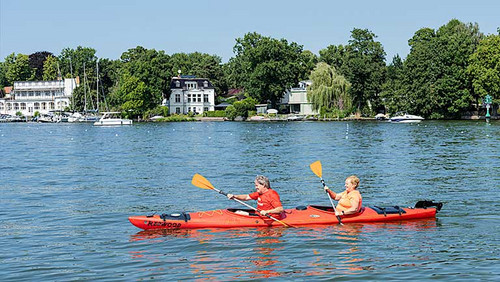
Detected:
[1,0,499,63]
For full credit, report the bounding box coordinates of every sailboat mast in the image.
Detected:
[83,62,87,113]
[69,57,74,111]
[96,60,99,113]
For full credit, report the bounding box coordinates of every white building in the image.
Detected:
[165,76,215,115]
[281,80,317,115]
[0,78,77,117]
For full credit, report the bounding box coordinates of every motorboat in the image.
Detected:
[389,112,424,123]
[375,113,389,120]
[93,112,132,126]
[287,114,305,121]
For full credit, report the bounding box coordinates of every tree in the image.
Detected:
[319,44,345,70]
[227,32,312,107]
[0,62,7,89]
[114,71,152,118]
[42,55,59,81]
[58,46,97,79]
[118,46,170,111]
[4,53,35,84]
[343,28,386,115]
[169,52,227,96]
[380,55,405,114]
[468,34,500,107]
[308,62,351,115]
[401,20,482,118]
[29,51,53,80]
[318,29,386,115]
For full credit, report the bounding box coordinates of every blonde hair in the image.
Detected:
[346,175,360,189]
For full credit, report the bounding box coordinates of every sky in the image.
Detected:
[1,0,499,63]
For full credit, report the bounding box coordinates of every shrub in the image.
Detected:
[203,110,226,117]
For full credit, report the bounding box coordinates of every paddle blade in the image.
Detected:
[191,173,215,190]
[310,161,322,178]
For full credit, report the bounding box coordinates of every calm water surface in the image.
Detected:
[0,121,499,280]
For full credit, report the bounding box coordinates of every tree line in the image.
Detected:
[0,19,498,119]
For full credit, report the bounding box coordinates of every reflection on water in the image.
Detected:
[128,219,439,279]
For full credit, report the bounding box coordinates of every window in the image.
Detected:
[197,94,201,102]
[204,94,209,103]
[187,94,191,103]
[175,80,180,87]
[14,103,19,110]
[176,107,180,114]
[186,81,197,89]
[203,81,209,88]
[41,102,46,110]
[34,103,40,110]
[0,102,3,110]
[204,107,208,112]
[49,102,55,109]
[175,94,180,103]
[21,103,26,110]
[7,103,12,110]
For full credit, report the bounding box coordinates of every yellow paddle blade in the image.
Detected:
[310,161,322,178]
[191,173,215,190]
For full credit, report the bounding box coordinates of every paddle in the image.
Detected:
[309,161,343,225]
[191,173,294,228]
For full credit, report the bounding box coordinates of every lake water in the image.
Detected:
[0,121,499,280]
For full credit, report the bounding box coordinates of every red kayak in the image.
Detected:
[129,201,443,230]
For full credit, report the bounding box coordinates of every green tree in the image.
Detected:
[380,55,405,114]
[114,72,152,118]
[319,29,386,115]
[224,97,257,120]
[401,20,482,118]
[468,34,500,107]
[319,44,345,70]
[58,46,97,79]
[42,55,59,81]
[227,32,312,107]
[308,62,351,114]
[4,53,35,84]
[118,46,170,112]
[343,28,386,115]
[169,52,227,96]
[0,62,7,89]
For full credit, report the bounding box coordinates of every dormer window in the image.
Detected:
[186,81,197,90]
[203,81,209,88]
[175,80,180,87]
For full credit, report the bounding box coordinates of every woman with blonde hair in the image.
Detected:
[324,175,362,216]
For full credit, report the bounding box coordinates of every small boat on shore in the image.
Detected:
[94,112,132,126]
[389,112,424,123]
[129,200,443,230]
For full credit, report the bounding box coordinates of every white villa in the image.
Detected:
[164,75,215,115]
[281,80,318,115]
[0,78,77,117]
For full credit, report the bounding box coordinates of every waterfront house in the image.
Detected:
[164,75,215,115]
[0,78,77,117]
[280,80,318,115]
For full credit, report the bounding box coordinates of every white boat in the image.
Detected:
[287,114,305,121]
[93,112,132,126]
[389,112,424,123]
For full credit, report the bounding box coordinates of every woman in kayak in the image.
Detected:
[324,175,362,216]
[227,175,285,219]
